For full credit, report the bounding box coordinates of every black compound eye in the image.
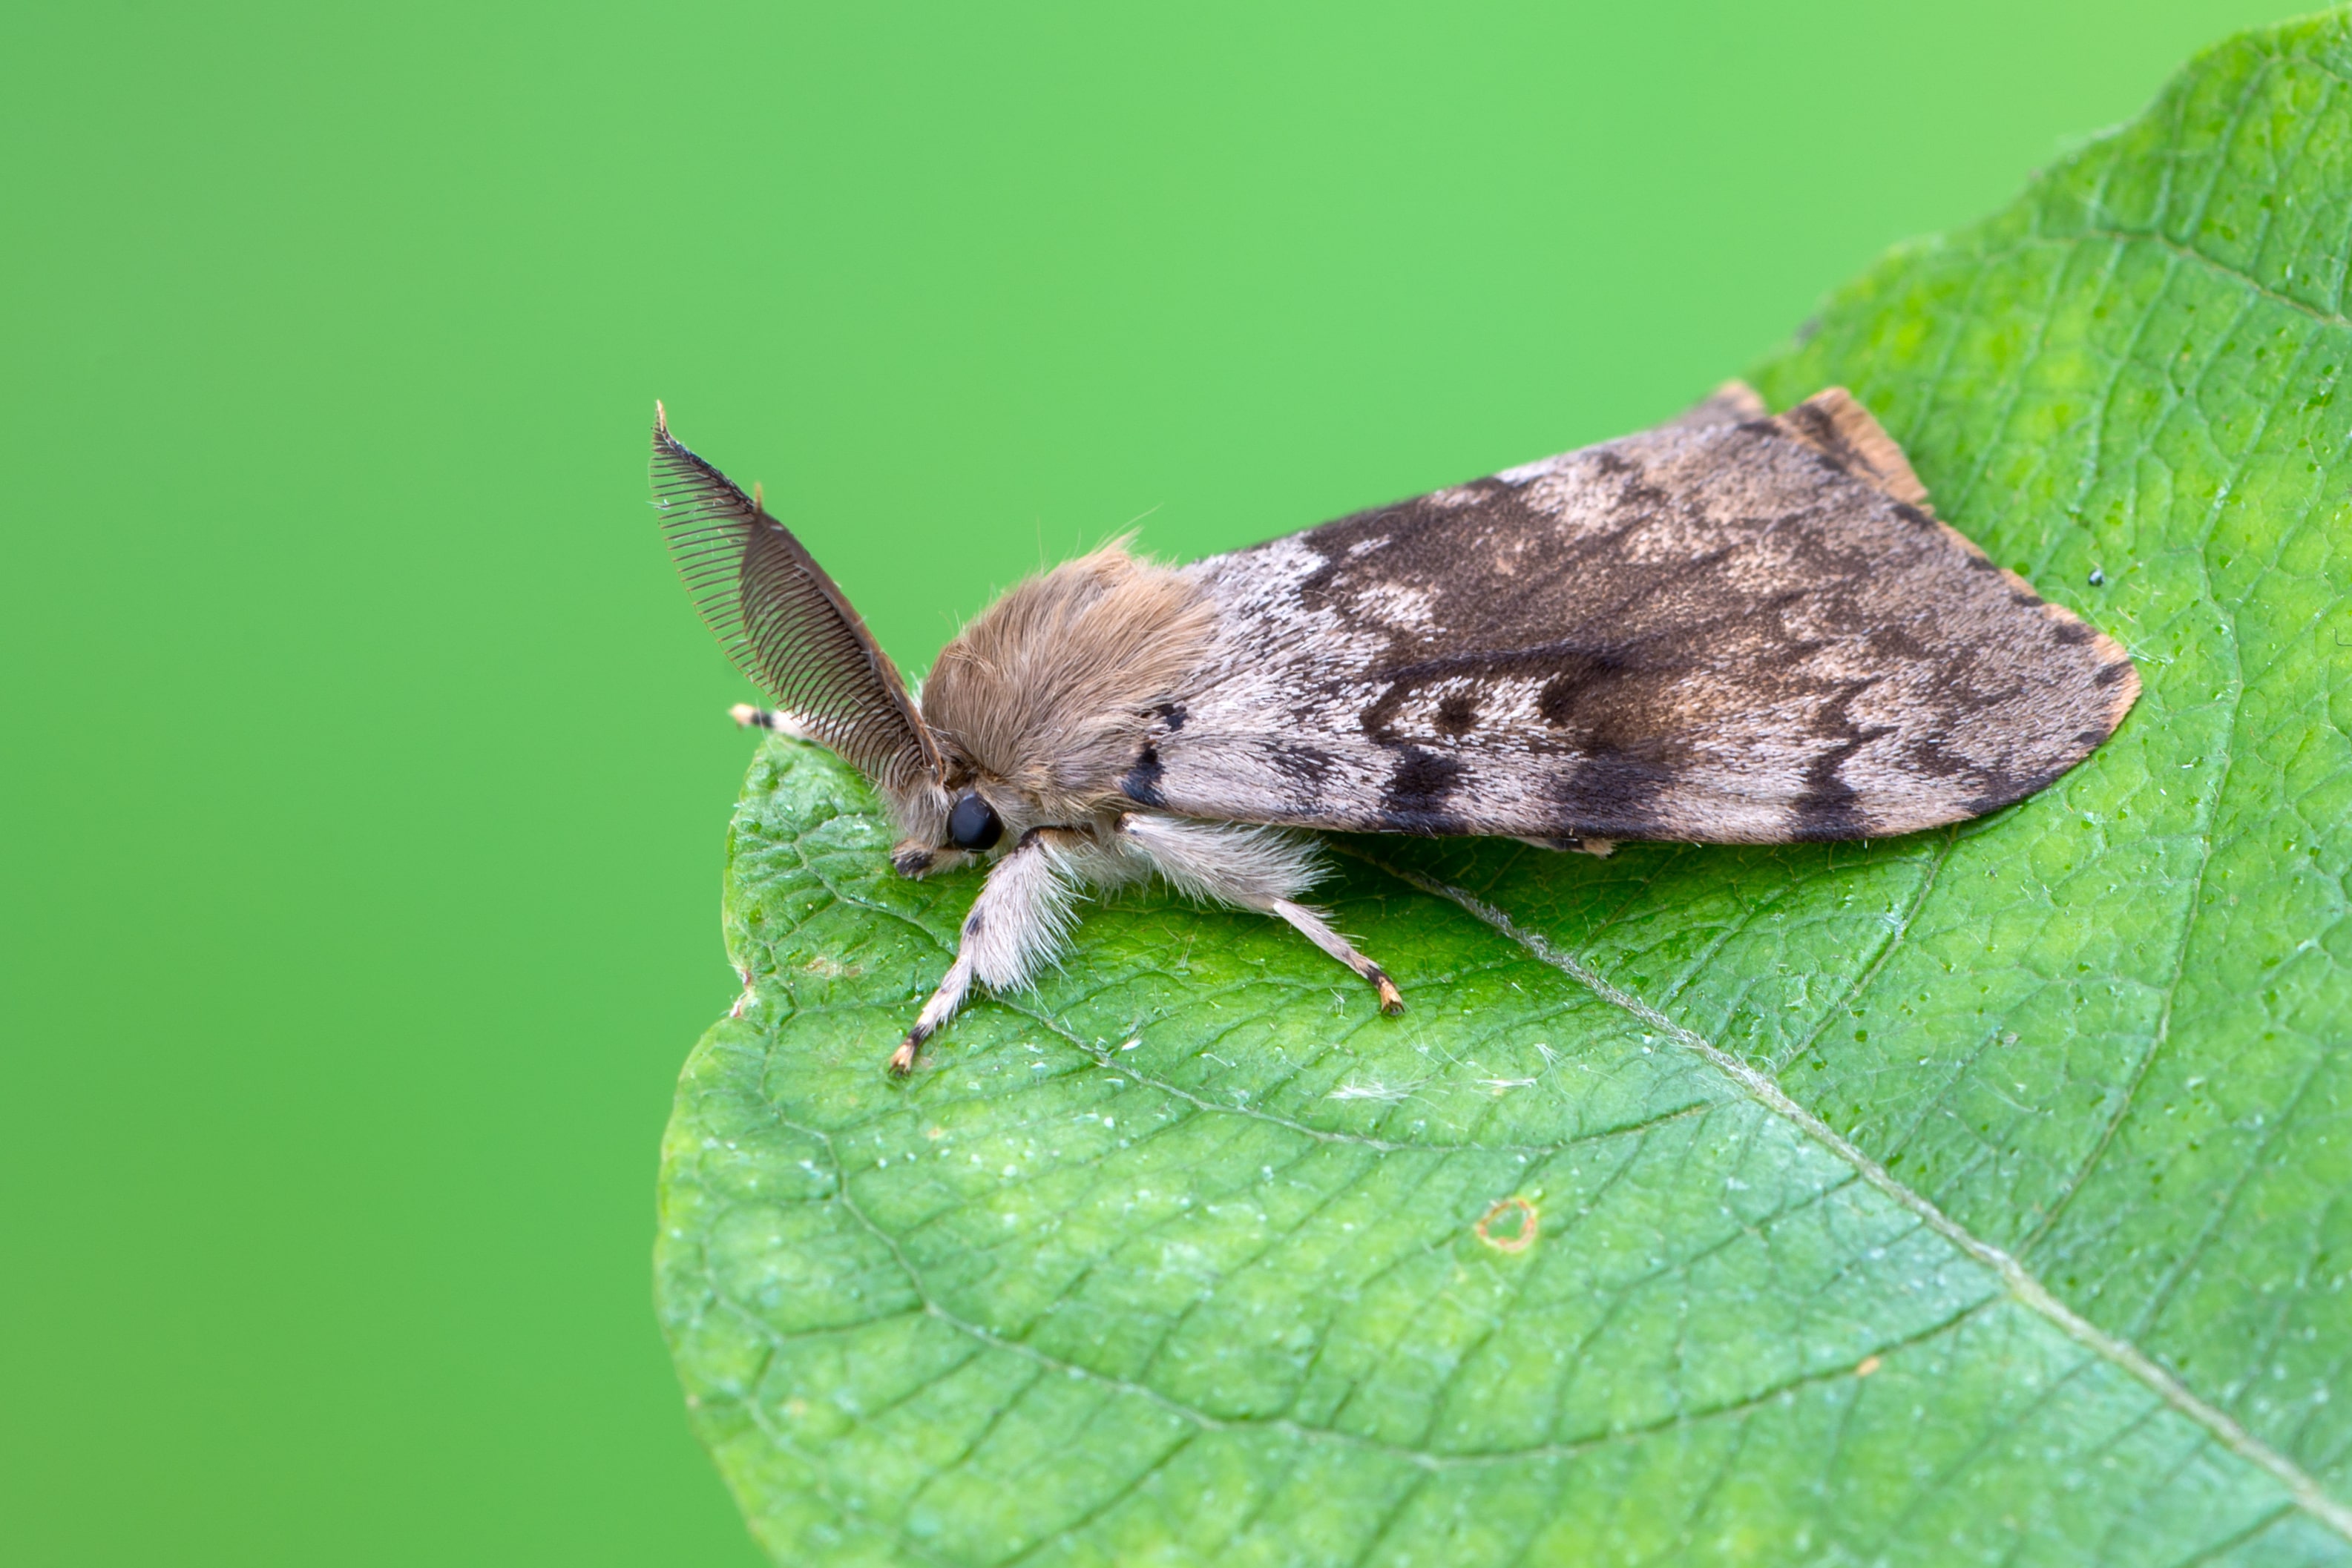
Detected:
[947,790,1002,851]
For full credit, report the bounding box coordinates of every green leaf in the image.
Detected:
[658,13,2352,1563]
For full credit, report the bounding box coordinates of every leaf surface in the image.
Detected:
[659,14,2352,1562]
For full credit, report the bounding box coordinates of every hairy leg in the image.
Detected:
[890,952,973,1075]
[890,828,1095,1075]
[1266,898,1406,1015]
[1116,813,1404,1015]
[729,704,813,739]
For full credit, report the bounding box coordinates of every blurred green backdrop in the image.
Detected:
[0,1,2310,1562]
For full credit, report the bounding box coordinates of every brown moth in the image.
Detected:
[652,386,2139,1074]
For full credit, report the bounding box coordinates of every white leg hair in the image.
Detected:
[1116,813,1405,1015]
[890,828,1112,1075]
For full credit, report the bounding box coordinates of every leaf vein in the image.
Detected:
[1367,861,2352,1540]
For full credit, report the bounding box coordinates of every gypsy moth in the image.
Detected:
[654,387,2137,1073]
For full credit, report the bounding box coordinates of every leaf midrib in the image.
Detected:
[1367,856,2352,1541]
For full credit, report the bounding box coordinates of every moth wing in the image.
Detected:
[1661,379,1767,431]
[1139,388,2138,844]
[651,407,939,791]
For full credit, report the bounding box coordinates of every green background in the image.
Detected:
[0,2,2311,1562]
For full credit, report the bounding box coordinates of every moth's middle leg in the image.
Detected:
[1114,813,1405,1016]
[1264,898,1406,1015]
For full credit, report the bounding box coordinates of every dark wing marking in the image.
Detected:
[1147,388,2138,844]
[651,406,939,791]
[1765,385,1929,507]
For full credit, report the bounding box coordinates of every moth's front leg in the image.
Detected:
[889,828,1087,1075]
[729,704,812,738]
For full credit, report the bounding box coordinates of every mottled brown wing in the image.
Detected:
[1137,387,2138,844]
[651,408,939,792]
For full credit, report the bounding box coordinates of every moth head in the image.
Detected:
[652,404,962,874]
[884,780,1009,877]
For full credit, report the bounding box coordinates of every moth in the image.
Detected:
[652,385,2138,1074]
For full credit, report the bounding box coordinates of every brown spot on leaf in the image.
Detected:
[1474,1195,1540,1254]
